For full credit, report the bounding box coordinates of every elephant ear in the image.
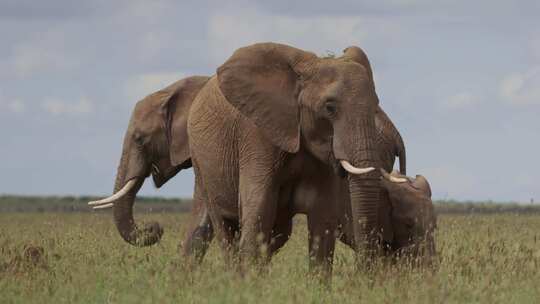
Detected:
[161,76,210,166]
[217,43,316,153]
[341,46,375,88]
[412,175,432,198]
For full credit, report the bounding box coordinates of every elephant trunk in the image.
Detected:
[349,174,380,253]
[345,117,381,255]
[111,148,163,247]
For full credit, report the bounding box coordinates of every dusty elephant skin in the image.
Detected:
[88,43,432,273]
[88,76,210,246]
[379,169,437,262]
[187,42,388,272]
[183,104,438,265]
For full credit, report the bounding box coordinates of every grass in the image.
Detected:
[2,211,540,303]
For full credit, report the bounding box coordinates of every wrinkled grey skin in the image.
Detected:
[92,44,434,274]
[91,72,413,265]
[93,76,209,246]
[186,42,400,272]
[379,169,437,261]
[181,110,438,266]
[183,169,437,267]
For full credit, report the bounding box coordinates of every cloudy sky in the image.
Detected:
[1,0,539,202]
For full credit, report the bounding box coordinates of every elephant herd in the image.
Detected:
[89,42,437,275]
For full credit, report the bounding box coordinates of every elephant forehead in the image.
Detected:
[319,60,369,79]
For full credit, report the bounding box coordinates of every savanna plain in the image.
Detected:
[2,199,540,303]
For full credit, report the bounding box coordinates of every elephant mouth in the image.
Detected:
[151,163,182,188]
[332,160,347,178]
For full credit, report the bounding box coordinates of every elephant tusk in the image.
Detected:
[380,168,408,183]
[339,160,375,175]
[92,203,114,209]
[88,179,137,209]
[388,175,408,183]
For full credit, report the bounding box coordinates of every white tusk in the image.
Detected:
[388,175,408,183]
[380,168,409,183]
[92,203,114,210]
[88,179,137,208]
[339,160,375,175]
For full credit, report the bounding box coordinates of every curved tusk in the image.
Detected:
[380,168,408,183]
[388,175,408,183]
[92,203,114,210]
[339,160,375,175]
[88,179,137,208]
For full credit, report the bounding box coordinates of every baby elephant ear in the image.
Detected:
[412,175,432,198]
[217,43,316,153]
[162,76,210,166]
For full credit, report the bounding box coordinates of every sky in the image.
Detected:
[0,0,539,202]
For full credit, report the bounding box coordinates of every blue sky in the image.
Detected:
[0,0,539,202]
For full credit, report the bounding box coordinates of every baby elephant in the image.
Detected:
[378,168,437,261]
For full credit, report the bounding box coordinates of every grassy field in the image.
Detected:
[2,211,540,303]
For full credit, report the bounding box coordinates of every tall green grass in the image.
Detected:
[1,212,540,303]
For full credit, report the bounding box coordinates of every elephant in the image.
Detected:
[88,75,210,246]
[185,42,396,271]
[87,43,434,273]
[337,169,436,266]
[378,169,436,260]
[87,72,416,264]
[181,110,437,267]
[181,105,412,264]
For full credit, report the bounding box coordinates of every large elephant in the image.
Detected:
[87,72,417,262]
[88,44,434,271]
[186,42,391,270]
[181,104,413,264]
[88,76,210,246]
[181,108,437,267]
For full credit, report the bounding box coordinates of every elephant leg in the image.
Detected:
[268,215,293,258]
[238,172,279,264]
[307,213,337,277]
[182,208,214,264]
[182,174,214,263]
[190,159,240,264]
[209,212,240,264]
[305,173,340,277]
[267,185,295,259]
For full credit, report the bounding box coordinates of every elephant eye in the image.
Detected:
[324,100,337,117]
[133,132,145,146]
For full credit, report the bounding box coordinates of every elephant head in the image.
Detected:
[336,46,410,253]
[217,42,382,252]
[380,169,437,260]
[89,76,210,246]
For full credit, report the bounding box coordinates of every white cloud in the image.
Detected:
[123,72,187,102]
[207,8,376,65]
[500,67,540,105]
[11,30,78,78]
[0,91,26,113]
[441,91,481,110]
[42,97,94,115]
[7,99,25,113]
